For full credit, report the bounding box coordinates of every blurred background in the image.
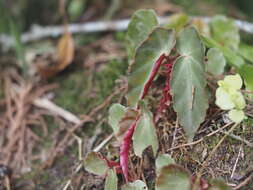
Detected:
[1,0,253,34]
[0,0,253,189]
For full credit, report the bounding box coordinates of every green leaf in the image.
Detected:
[122,180,148,190]
[117,108,138,142]
[133,101,158,157]
[239,64,253,95]
[108,104,127,135]
[201,36,245,69]
[238,43,253,63]
[165,13,189,32]
[155,164,191,190]
[83,152,108,175]
[126,9,158,60]
[228,109,245,123]
[201,36,253,93]
[206,48,226,75]
[156,154,175,175]
[209,179,231,190]
[171,27,208,141]
[127,28,175,107]
[105,169,118,190]
[210,15,240,50]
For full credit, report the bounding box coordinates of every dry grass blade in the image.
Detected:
[0,71,63,174]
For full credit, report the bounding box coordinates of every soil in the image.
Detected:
[0,1,253,190]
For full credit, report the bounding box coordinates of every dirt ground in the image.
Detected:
[0,0,253,190]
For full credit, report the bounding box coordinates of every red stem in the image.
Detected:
[141,54,166,99]
[156,55,178,120]
[120,114,140,182]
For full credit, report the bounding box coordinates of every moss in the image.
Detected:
[53,69,90,114]
[96,58,128,98]
[52,57,127,116]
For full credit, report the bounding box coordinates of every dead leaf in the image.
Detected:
[38,31,75,78]
[57,32,75,70]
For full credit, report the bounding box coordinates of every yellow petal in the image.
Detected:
[228,109,245,123]
[224,74,243,90]
[215,88,235,110]
[230,91,246,110]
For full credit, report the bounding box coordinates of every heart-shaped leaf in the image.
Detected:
[127,28,175,107]
[209,15,240,50]
[201,36,253,97]
[108,103,127,135]
[117,108,138,142]
[155,164,191,190]
[133,101,158,157]
[126,9,158,60]
[206,48,226,75]
[105,169,118,190]
[171,27,208,141]
[156,154,175,175]
[83,152,108,176]
[122,180,148,190]
[201,35,245,69]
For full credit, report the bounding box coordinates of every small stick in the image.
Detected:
[231,146,242,179]
[73,134,83,161]
[89,85,125,117]
[221,131,253,148]
[33,98,82,125]
[62,180,71,190]
[93,134,114,152]
[170,117,179,155]
[12,84,82,125]
[167,122,233,151]
[71,133,114,175]
[234,174,253,190]
[1,16,253,48]
[193,123,239,190]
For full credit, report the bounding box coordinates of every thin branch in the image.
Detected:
[33,98,82,125]
[193,123,239,190]
[167,122,233,151]
[234,174,253,190]
[221,131,253,148]
[231,146,242,179]
[93,134,114,152]
[1,16,253,48]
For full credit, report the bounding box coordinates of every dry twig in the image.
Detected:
[1,16,253,48]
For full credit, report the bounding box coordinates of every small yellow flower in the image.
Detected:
[215,74,246,123]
